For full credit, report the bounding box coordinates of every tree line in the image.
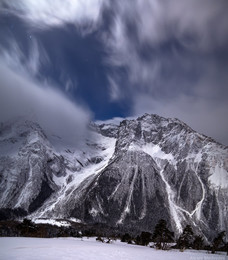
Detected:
[120,219,228,255]
[1,218,227,254]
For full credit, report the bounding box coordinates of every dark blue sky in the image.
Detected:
[0,0,228,144]
[0,12,131,120]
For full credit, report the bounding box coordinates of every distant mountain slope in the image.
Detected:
[0,114,227,240]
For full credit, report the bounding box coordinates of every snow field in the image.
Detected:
[0,237,227,260]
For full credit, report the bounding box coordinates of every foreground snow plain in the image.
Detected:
[0,237,227,260]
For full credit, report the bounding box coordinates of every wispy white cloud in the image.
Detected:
[0,0,105,32]
[60,72,78,93]
[109,0,228,50]
[1,38,49,77]
[1,0,227,145]
[65,79,74,92]
[0,40,91,146]
[102,0,228,144]
[104,0,228,80]
[107,75,121,101]
[27,39,49,76]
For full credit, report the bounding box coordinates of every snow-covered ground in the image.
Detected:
[0,237,227,260]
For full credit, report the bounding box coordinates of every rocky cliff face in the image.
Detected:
[0,114,227,240]
[0,120,63,215]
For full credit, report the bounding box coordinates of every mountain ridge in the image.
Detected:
[0,114,227,240]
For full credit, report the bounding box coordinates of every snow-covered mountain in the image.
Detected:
[0,114,227,240]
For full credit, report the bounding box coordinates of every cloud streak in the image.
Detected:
[0,40,91,147]
[1,0,228,144]
[102,0,228,144]
[0,36,50,78]
[0,0,105,32]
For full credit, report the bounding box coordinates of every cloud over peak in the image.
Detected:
[0,39,91,146]
[101,0,228,144]
[0,0,228,144]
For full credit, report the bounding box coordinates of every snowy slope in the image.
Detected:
[0,114,227,240]
[0,237,227,260]
[63,114,228,240]
[0,119,116,217]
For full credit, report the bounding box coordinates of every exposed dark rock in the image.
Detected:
[0,114,227,241]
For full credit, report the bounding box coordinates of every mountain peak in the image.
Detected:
[0,114,227,240]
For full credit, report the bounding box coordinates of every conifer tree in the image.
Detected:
[152,219,174,250]
[211,231,225,254]
[134,232,152,246]
[192,235,204,250]
[176,225,194,250]
[224,242,228,255]
[140,231,152,246]
[121,233,132,244]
